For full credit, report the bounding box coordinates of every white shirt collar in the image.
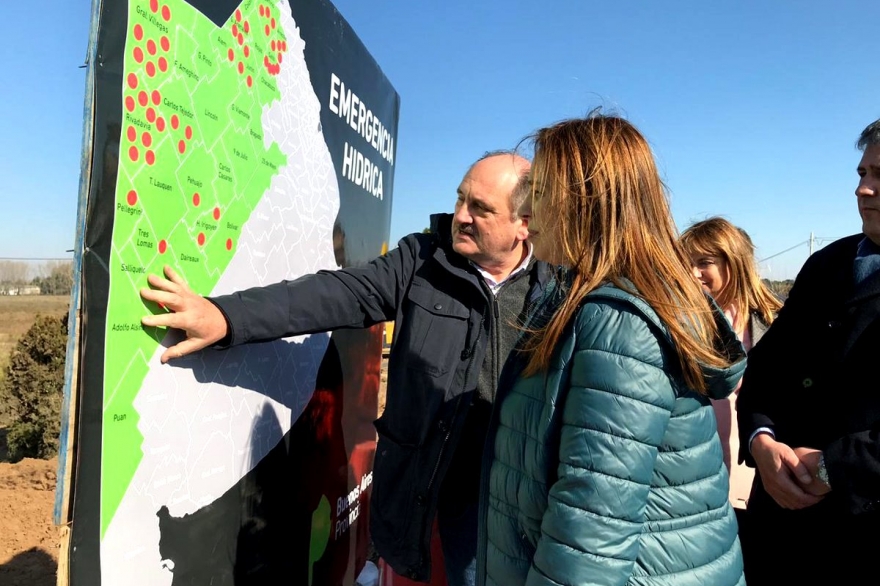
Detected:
[471,243,533,296]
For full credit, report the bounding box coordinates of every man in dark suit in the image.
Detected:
[737,118,880,584]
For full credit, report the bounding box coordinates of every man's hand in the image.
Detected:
[793,447,832,497]
[140,265,229,363]
[751,434,824,509]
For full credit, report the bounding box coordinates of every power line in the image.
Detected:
[758,240,809,263]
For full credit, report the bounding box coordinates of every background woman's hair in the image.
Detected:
[525,111,729,393]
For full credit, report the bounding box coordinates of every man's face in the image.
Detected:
[857,144,880,245]
[451,156,529,269]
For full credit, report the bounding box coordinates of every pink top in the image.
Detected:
[711,307,754,510]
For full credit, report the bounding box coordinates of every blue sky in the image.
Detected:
[1,0,877,279]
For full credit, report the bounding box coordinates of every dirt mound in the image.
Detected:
[0,457,59,586]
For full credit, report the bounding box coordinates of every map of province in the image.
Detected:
[101,0,339,582]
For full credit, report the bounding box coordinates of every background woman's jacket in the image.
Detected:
[478,284,747,586]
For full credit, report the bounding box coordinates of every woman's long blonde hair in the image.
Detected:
[680,217,782,331]
[524,113,729,393]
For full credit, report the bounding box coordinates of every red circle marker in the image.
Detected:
[146,62,156,77]
[160,36,170,52]
[237,33,244,46]
[232,24,238,37]
[228,48,234,62]
[146,150,155,165]
[185,125,193,140]
[127,190,137,206]
[156,116,166,132]
[158,56,168,72]
[129,146,139,161]
[127,126,137,142]
[271,17,275,29]
[161,5,171,21]
[238,61,244,74]
[127,73,138,89]
[271,40,275,51]
[243,45,250,58]
[226,238,233,251]
[138,91,148,106]
[125,96,135,112]
[158,240,167,254]
[142,131,152,148]
[277,52,282,64]
[151,90,161,105]
[265,24,270,36]
[282,41,287,51]
[213,207,220,220]
[246,75,252,87]
[147,39,157,55]
[178,139,186,154]
[146,107,156,122]
[263,55,269,67]
[197,232,205,246]
[244,21,250,33]
[134,24,144,41]
[235,9,242,22]
[150,0,158,12]
[133,47,144,63]
[192,192,200,206]
[171,114,179,130]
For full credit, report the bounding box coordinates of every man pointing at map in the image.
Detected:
[141,151,549,586]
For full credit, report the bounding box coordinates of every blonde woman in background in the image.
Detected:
[680,218,782,533]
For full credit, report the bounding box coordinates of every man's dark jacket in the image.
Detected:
[211,213,550,581]
[737,234,880,582]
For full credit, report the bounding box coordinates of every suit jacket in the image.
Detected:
[738,233,880,519]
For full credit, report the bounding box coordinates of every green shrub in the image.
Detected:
[1,313,68,461]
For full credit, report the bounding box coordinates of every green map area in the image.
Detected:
[103,0,291,537]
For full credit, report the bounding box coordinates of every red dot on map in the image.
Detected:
[156,116,166,132]
[213,207,221,220]
[158,57,168,72]
[133,47,144,63]
[238,33,244,46]
[228,48,234,62]
[146,107,156,122]
[134,24,144,41]
[158,240,167,254]
[246,75,252,87]
[197,232,206,246]
[142,131,152,148]
[161,36,170,52]
[259,5,265,16]
[271,18,276,29]
[232,24,238,37]
[171,114,179,129]
[147,39,157,55]
[150,0,158,12]
[193,192,200,206]
[151,90,161,105]
[125,96,135,112]
[146,61,156,77]
[235,9,242,21]
[271,40,276,51]
[226,238,233,251]
[265,24,270,36]
[283,41,287,51]
[127,190,138,206]
[178,140,186,154]
[127,126,137,142]
[161,5,171,21]
[138,91,149,107]
[263,55,269,67]
[238,61,244,74]
[129,146,139,161]
[146,150,156,166]
[244,21,250,33]
[185,125,193,140]
[277,52,282,64]
[244,45,250,58]
[127,73,138,89]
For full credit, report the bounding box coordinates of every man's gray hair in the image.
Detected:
[857,118,880,151]
[468,149,531,220]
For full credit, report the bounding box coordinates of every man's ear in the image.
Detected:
[516,216,530,242]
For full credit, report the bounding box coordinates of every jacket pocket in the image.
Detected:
[371,428,419,547]
[399,283,470,377]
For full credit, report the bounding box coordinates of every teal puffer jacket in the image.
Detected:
[479,285,747,586]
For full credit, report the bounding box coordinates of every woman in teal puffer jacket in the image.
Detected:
[477,113,747,586]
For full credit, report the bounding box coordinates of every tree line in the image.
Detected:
[0,260,73,295]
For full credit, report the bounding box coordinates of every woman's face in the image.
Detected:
[521,162,564,265]
[690,254,729,298]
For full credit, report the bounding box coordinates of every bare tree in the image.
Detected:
[0,261,30,287]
